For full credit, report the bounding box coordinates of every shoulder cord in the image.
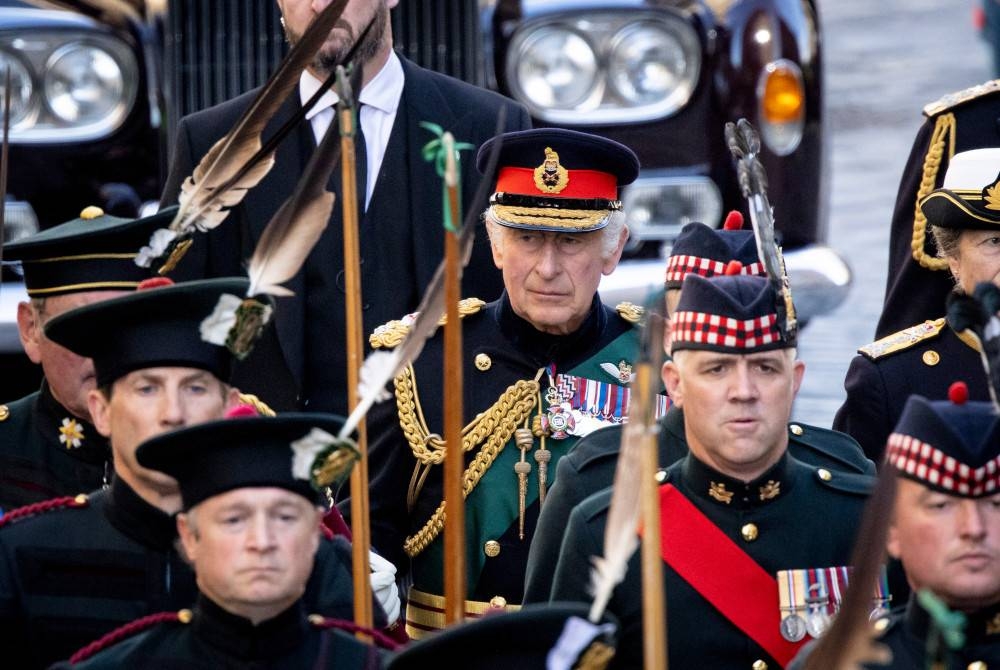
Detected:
[911,112,955,271]
[396,365,544,558]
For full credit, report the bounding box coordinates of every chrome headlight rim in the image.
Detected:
[43,41,127,125]
[0,30,139,145]
[0,49,37,130]
[506,23,601,114]
[606,18,701,114]
[506,11,703,126]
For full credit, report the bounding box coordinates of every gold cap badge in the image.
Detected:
[533,146,569,194]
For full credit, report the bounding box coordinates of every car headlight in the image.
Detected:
[513,26,598,110]
[44,43,126,125]
[0,51,33,126]
[507,11,701,125]
[0,29,138,143]
[608,21,699,109]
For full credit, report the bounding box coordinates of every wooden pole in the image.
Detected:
[337,66,373,631]
[639,357,667,669]
[441,132,466,625]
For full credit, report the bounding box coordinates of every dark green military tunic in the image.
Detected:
[52,596,380,669]
[788,598,1000,669]
[0,477,362,669]
[550,452,873,669]
[0,383,110,512]
[523,407,875,602]
[352,294,643,611]
[834,317,988,462]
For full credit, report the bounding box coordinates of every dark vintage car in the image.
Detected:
[2,0,850,397]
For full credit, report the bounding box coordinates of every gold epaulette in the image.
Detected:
[369,298,486,350]
[923,79,1000,117]
[237,393,275,417]
[615,301,644,323]
[857,318,945,361]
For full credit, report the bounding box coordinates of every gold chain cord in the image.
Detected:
[911,112,954,271]
[395,364,542,557]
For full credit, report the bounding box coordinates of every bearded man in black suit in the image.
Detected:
[161,0,531,413]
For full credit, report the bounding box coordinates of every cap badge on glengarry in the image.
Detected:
[984,175,1000,211]
[533,146,569,194]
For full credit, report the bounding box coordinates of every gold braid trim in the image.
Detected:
[395,364,541,558]
[911,113,954,271]
[237,393,275,417]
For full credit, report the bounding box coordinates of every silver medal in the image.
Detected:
[780,613,807,642]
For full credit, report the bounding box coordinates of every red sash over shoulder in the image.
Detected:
[659,484,806,668]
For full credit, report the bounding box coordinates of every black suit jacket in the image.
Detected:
[161,56,531,411]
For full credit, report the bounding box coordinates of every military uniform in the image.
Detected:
[551,453,872,669]
[0,206,174,510]
[0,382,109,513]
[834,317,988,462]
[523,407,875,602]
[52,597,380,669]
[357,294,653,635]
[0,476,360,668]
[877,80,1000,338]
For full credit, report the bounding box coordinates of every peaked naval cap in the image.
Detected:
[919,148,1000,230]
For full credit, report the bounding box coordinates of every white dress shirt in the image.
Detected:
[298,51,405,210]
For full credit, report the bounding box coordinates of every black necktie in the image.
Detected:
[355,103,368,215]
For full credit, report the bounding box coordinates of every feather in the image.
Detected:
[245,106,343,298]
[167,0,349,239]
[338,109,509,441]
[588,293,666,623]
[946,285,1000,410]
[801,471,896,670]
[725,119,798,341]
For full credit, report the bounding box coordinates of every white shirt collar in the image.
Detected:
[298,50,403,119]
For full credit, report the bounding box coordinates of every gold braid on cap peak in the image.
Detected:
[911,112,955,271]
[395,363,541,558]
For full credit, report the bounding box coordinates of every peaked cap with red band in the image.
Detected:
[44,277,250,387]
[885,391,1000,498]
[476,127,639,232]
[665,220,765,288]
[670,274,795,354]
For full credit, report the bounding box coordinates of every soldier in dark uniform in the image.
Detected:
[549,273,875,669]
[835,148,1000,462]
[0,279,371,669]
[523,221,875,603]
[386,602,617,669]
[346,128,655,638]
[53,414,383,670]
[790,390,1000,670]
[877,80,1000,338]
[0,206,173,511]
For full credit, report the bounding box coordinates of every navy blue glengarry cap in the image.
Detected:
[5,205,177,298]
[670,274,795,353]
[919,148,1000,230]
[664,218,764,288]
[136,413,358,510]
[477,128,639,233]
[387,603,618,670]
[44,277,249,388]
[886,389,1000,498]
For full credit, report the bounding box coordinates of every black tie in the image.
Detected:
[355,103,368,215]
